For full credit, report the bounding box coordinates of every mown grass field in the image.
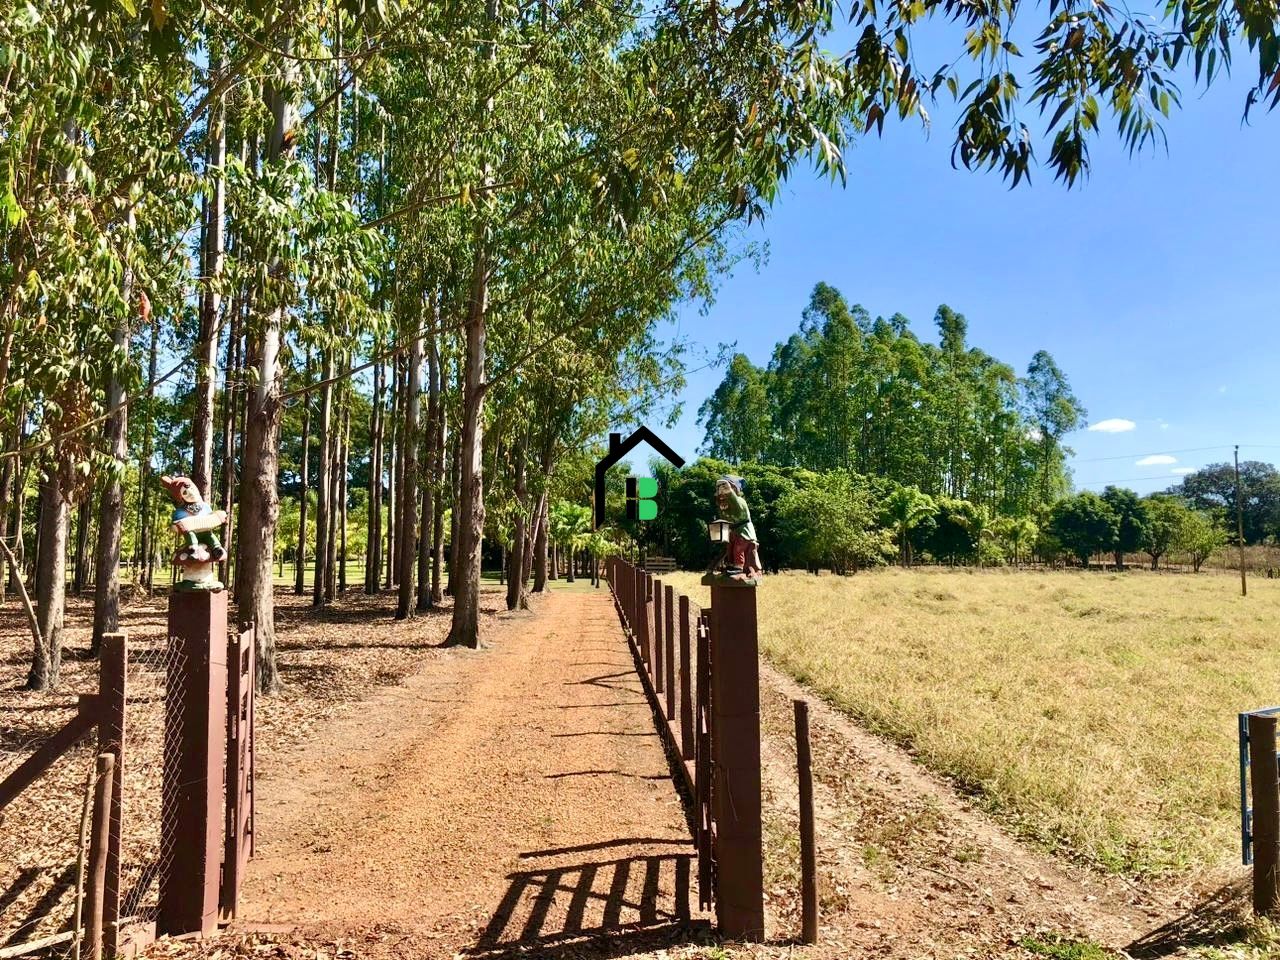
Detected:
[667,567,1280,879]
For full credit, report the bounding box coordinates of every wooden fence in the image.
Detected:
[0,618,255,957]
[605,558,764,942]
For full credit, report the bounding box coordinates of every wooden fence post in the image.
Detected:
[795,700,818,944]
[707,580,764,941]
[158,589,228,937]
[653,579,665,695]
[635,566,648,669]
[678,596,693,760]
[84,753,115,960]
[1250,712,1280,916]
[664,584,675,722]
[96,633,126,957]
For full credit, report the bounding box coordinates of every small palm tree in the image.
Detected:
[883,486,935,567]
[992,516,1038,567]
[550,501,592,581]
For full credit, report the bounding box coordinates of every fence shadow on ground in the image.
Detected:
[1126,879,1252,958]
[464,852,708,960]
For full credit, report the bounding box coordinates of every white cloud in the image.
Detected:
[1219,385,1229,394]
[1171,467,1195,475]
[1088,418,1137,434]
[1157,419,1170,431]
[1137,454,1177,466]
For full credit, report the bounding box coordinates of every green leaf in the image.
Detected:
[116,0,136,15]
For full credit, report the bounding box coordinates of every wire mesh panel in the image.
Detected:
[112,637,187,930]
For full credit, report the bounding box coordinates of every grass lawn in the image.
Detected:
[666,567,1280,878]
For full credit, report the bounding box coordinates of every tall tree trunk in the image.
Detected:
[446,376,460,597]
[295,351,311,594]
[193,53,226,497]
[29,465,67,690]
[325,381,340,602]
[91,273,131,653]
[73,496,90,596]
[396,332,423,619]
[138,318,159,592]
[0,440,12,604]
[239,58,294,694]
[532,497,549,593]
[224,304,245,596]
[366,357,383,593]
[522,493,542,587]
[338,401,350,594]
[418,328,439,611]
[385,359,400,590]
[506,436,527,611]
[431,350,446,605]
[446,247,488,648]
[312,353,334,607]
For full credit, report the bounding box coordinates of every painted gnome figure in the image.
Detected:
[160,475,228,591]
[713,474,763,581]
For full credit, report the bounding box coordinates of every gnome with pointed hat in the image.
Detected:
[713,474,762,581]
[160,475,228,591]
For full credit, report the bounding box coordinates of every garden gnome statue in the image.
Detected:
[160,475,228,591]
[711,474,762,583]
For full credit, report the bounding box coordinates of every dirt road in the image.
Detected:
[232,586,703,959]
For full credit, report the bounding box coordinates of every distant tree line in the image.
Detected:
[697,283,1086,518]
[640,460,1239,575]
[673,284,1274,575]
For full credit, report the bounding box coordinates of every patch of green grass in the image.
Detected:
[1018,935,1115,959]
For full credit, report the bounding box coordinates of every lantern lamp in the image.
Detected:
[708,518,732,543]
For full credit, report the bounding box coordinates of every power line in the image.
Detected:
[1071,444,1232,464]
[1070,443,1280,465]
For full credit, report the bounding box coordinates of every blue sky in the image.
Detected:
[656,51,1279,495]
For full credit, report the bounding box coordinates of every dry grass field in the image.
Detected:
[668,567,1280,880]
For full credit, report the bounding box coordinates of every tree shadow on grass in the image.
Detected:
[1127,879,1257,958]
[463,853,710,960]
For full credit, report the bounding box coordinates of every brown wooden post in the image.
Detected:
[707,579,764,941]
[678,596,693,760]
[644,573,655,674]
[84,753,115,960]
[96,633,126,956]
[221,627,255,920]
[158,589,228,937]
[634,565,648,667]
[664,585,675,721]
[795,700,818,944]
[694,611,712,911]
[626,561,634,634]
[1251,712,1280,916]
[653,579,664,695]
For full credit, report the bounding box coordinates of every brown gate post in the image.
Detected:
[1250,712,1280,916]
[707,579,764,941]
[158,589,229,937]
